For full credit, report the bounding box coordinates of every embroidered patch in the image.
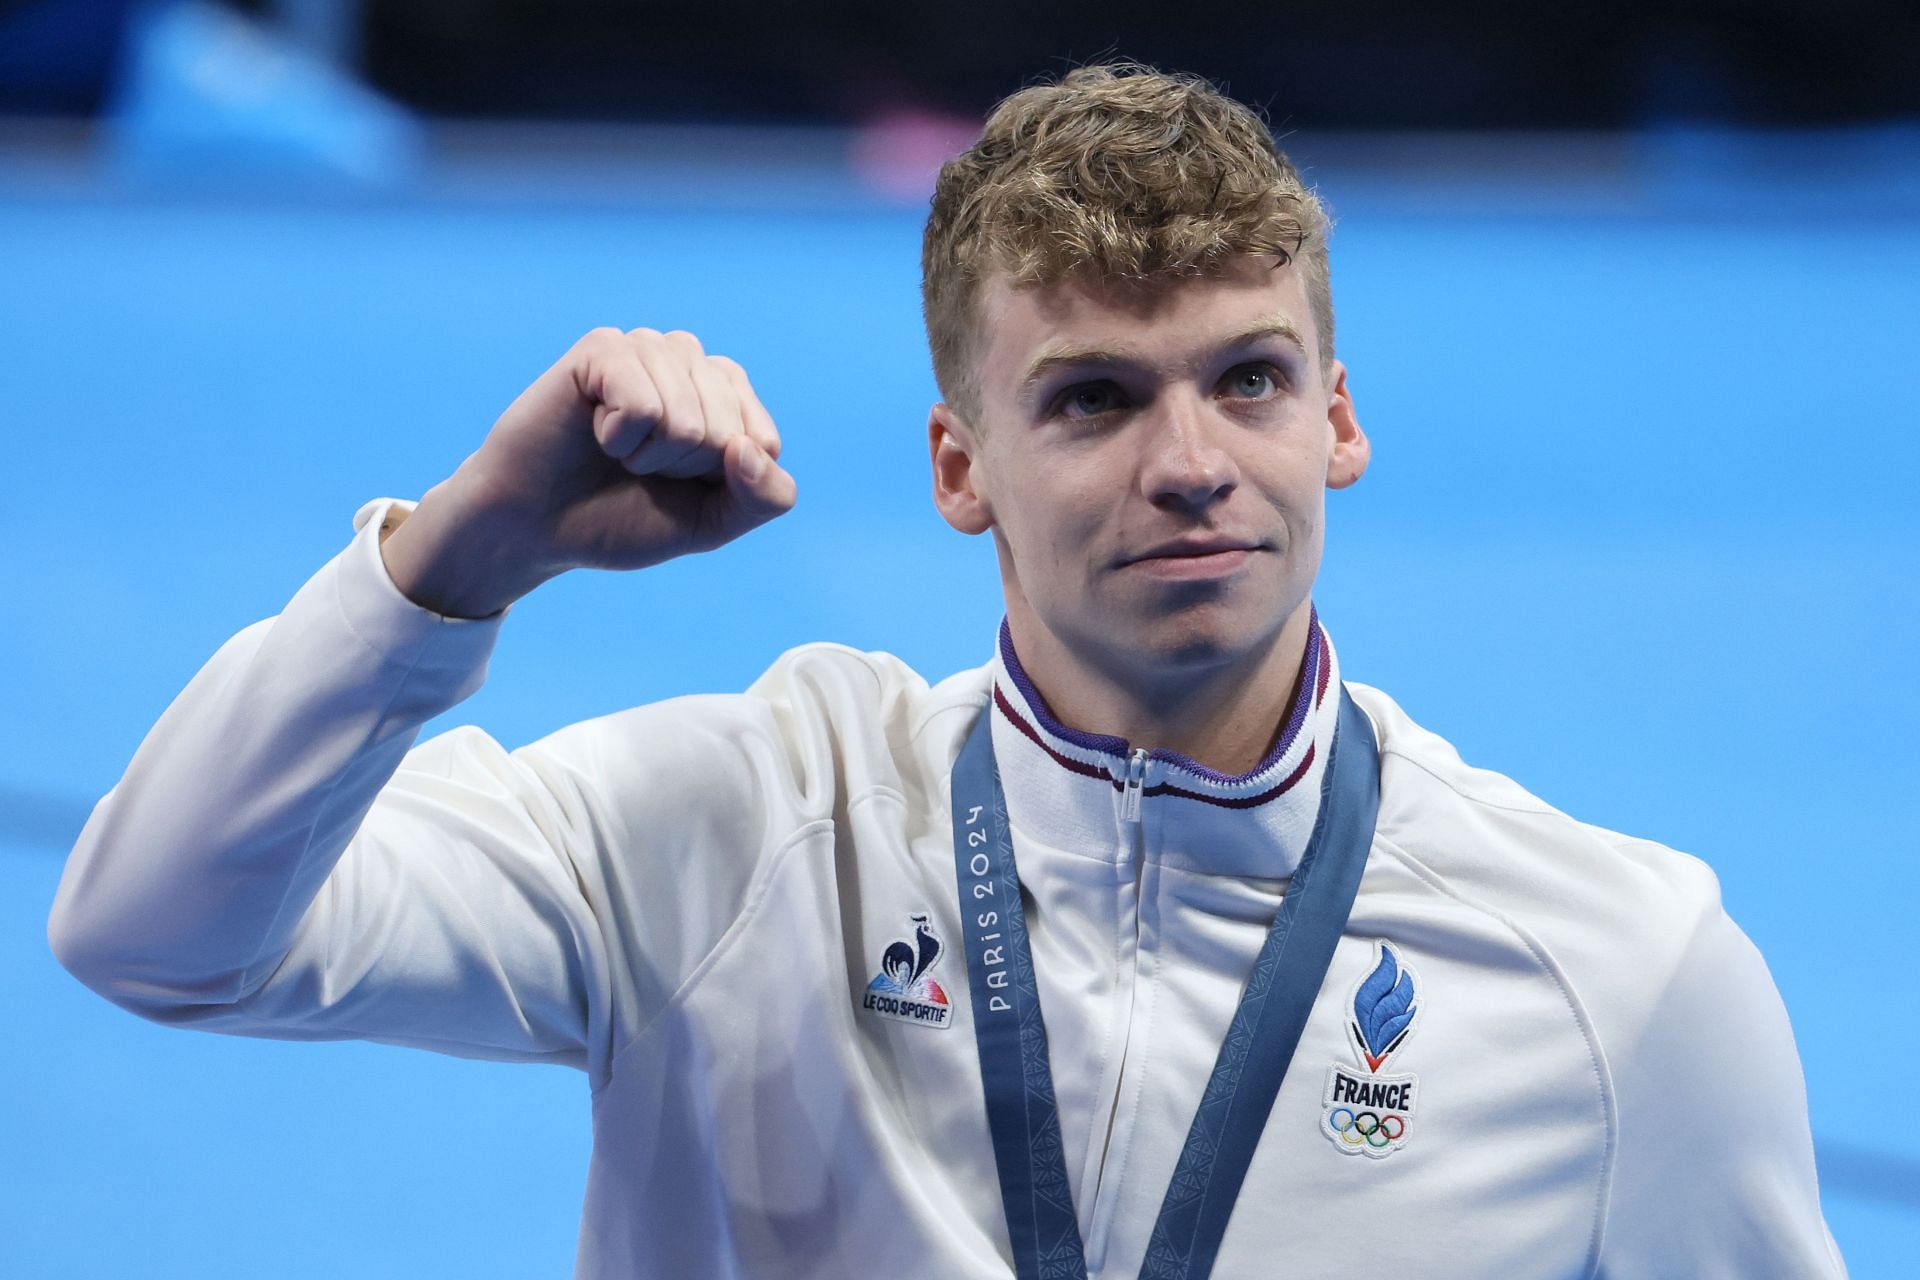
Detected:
[860,912,953,1029]
[1322,940,1421,1158]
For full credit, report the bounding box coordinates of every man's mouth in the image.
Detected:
[1123,537,1264,564]
[1119,538,1265,577]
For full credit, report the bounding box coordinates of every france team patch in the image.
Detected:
[1323,940,1421,1158]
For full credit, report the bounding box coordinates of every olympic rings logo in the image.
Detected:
[1327,1107,1407,1149]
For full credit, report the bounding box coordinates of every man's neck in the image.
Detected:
[1002,602,1315,776]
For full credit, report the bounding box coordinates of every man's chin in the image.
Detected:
[1115,604,1282,674]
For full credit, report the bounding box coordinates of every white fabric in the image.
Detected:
[49,497,1846,1279]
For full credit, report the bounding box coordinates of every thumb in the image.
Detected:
[701,435,798,547]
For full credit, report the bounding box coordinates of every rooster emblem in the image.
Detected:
[874,914,945,999]
[862,912,952,1028]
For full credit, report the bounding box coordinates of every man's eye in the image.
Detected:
[1057,383,1123,418]
[1222,364,1283,399]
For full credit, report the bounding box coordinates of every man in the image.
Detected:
[48,63,1842,1278]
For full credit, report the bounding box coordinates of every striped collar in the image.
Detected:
[986,608,1339,879]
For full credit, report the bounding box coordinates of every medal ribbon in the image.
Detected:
[951,686,1380,1279]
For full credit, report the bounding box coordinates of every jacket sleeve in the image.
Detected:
[46,499,623,1081]
[1597,878,1847,1278]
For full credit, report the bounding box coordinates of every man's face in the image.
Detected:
[929,252,1368,687]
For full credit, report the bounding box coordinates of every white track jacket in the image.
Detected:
[48,499,1845,1279]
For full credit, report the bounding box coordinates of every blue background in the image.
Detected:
[2,154,1915,1274]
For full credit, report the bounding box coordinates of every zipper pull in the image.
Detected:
[1120,747,1149,823]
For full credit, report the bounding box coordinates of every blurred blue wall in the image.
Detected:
[1,103,1915,1276]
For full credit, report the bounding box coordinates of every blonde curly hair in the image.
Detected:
[921,61,1336,424]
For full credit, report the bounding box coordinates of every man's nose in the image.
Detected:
[1144,392,1239,511]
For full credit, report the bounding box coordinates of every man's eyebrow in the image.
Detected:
[1017,319,1309,398]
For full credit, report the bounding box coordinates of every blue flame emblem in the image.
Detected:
[1350,942,1418,1071]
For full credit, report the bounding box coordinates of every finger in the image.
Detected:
[698,434,798,549]
[621,329,710,477]
[579,329,665,461]
[666,352,745,482]
[712,356,782,460]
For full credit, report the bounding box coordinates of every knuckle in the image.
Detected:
[625,327,667,356]
[654,411,704,444]
[663,329,706,354]
[579,326,626,355]
[594,411,631,451]
[706,353,743,375]
[621,392,664,425]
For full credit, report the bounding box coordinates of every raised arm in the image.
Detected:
[379,325,795,620]
[46,327,798,1086]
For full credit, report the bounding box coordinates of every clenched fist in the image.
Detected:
[381,327,798,618]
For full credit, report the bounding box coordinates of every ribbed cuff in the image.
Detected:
[333,496,505,680]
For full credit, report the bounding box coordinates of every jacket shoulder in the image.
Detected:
[1347,682,1835,1273]
[1349,679,1723,919]
[744,641,992,799]
[527,641,989,822]
[1345,681,1729,1042]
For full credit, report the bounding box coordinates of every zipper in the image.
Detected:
[1087,746,1153,1267]
[1119,747,1150,824]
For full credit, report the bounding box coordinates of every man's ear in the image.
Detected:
[1324,359,1371,490]
[929,402,993,534]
